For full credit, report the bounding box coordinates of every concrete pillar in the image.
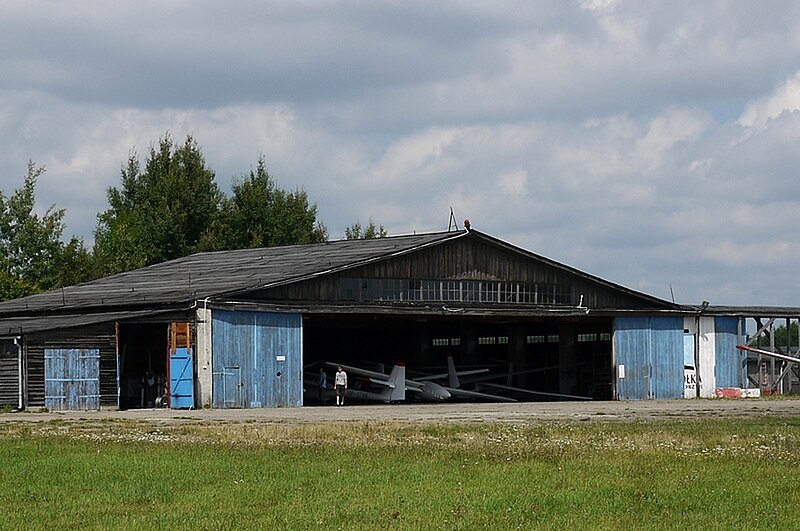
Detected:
[195,306,213,408]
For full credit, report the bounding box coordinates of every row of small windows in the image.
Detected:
[478,336,510,345]
[578,333,612,342]
[433,333,611,346]
[339,278,575,305]
[526,335,558,344]
[432,338,462,347]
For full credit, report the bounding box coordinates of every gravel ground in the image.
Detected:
[2,398,798,425]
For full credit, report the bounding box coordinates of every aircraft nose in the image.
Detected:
[440,389,451,400]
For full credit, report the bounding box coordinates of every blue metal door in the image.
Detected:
[615,317,650,400]
[714,317,741,388]
[170,347,195,409]
[44,348,100,411]
[614,317,683,400]
[212,310,303,408]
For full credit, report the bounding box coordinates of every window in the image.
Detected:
[338,277,576,305]
[478,337,497,345]
[442,281,460,301]
[527,335,545,344]
[0,339,17,358]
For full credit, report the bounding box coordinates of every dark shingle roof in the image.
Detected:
[0,231,465,316]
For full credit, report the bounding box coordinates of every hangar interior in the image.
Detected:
[117,323,169,409]
[302,314,614,402]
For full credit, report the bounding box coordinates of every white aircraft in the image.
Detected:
[325,361,453,402]
[328,359,517,402]
[323,356,595,403]
[428,356,593,401]
[411,356,517,402]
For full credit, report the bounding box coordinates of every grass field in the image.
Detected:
[0,414,799,530]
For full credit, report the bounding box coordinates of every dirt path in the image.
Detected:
[2,398,798,425]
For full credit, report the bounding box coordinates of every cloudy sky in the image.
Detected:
[2,1,800,306]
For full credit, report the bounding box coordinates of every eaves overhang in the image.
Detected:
[0,308,184,336]
[205,299,692,319]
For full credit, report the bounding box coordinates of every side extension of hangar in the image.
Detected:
[0,228,795,410]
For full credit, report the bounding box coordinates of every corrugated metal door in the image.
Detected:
[212,310,303,408]
[169,347,195,409]
[44,348,100,411]
[614,317,683,400]
[615,317,650,400]
[714,317,741,388]
[648,317,684,399]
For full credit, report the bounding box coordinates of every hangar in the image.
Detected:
[0,228,797,410]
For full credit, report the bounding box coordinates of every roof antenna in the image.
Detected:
[448,207,458,231]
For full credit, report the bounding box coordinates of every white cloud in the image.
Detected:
[2,2,800,306]
[739,71,800,128]
[498,170,528,196]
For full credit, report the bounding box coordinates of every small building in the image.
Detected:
[0,229,796,410]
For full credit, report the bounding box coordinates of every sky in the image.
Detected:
[2,1,800,307]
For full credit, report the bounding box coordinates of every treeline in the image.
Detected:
[0,134,384,301]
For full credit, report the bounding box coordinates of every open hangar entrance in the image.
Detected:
[117,323,169,409]
[302,313,613,402]
[117,321,194,409]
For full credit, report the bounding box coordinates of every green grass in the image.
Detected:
[0,417,798,530]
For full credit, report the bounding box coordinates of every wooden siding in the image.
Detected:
[211,310,303,408]
[0,339,20,407]
[262,237,658,309]
[25,324,117,408]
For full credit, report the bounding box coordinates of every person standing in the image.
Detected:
[334,366,347,406]
[318,367,327,405]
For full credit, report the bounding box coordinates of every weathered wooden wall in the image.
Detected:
[0,339,20,408]
[262,237,657,309]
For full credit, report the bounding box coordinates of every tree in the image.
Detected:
[755,322,799,349]
[345,218,387,239]
[216,156,327,249]
[94,134,224,274]
[0,162,91,300]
